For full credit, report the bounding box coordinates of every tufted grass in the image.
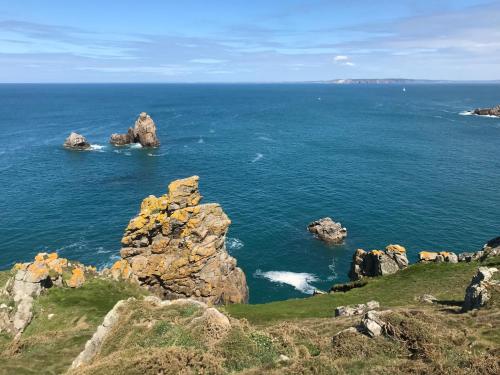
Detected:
[225,256,500,325]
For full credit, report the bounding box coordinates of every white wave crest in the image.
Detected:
[147,152,168,157]
[459,111,473,116]
[254,270,318,294]
[226,237,244,251]
[130,143,143,149]
[89,144,105,152]
[251,153,263,163]
[258,136,273,142]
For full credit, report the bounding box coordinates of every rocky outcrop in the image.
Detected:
[71,298,132,370]
[335,300,379,317]
[63,132,91,150]
[462,267,499,312]
[113,176,248,305]
[473,105,500,117]
[419,251,458,263]
[0,253,96,335]
[361,310,390,337]
[349,244,408,281]
[109,112,160,147]
[307,217,347,243]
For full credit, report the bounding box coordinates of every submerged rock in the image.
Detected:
[109,112,160,147]
[462,267,499,312]
[63,132,91,150]
[349,245,408,281]
[473,105,500,117]
[113,176,248,305]
[307,217,347,243]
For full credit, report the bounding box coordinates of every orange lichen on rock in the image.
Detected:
[419,251,438,261]
[386,244,406,253]
[67,267,85,288]
[110,260,133,280]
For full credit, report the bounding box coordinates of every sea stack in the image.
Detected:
[110,176,248,305]
[307,217,347,243]
[110,112,160,147]
[63,132,91,150]
[473,105,500,117]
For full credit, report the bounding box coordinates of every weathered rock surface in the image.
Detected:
[71,298,132,370]
[335,300,379,317]
[63,132,91,150]
[109,112,160,147]
[415,294,437,304]
[462,267,499,312]
[0,253,96,335]
[361,310,389,337]
[307,217,347,243]
[473,105,500,117]
[419,251,458,263]
[349,245,408,281]
[112,176,248,305]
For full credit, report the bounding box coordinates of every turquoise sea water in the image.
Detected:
[0,84,499,303]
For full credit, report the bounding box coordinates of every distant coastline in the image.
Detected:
[314,78,500,85]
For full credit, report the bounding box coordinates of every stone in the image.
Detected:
[307,217,347,243]
[71,299,131,369]
[335,300,379,317]
[415,294,437,304]
[116,176,248,305]
[473,104,500,117]
[462,267,499,312]
[361,310,388,338]
[349,245,408,280]
[67,267,85,288]
[419,251,458,263]
[109,112,160,147]
[63,132,91,150]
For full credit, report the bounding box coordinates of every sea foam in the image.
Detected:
[254,270,318,294]
[226,237,244,251]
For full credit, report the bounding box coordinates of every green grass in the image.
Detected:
[0,277,147,375]
[225,257,500,324]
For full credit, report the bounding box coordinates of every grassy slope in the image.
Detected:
[0,277,147,375]
[225,257,500,324]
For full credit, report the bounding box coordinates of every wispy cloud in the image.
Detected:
[189,58,226,64]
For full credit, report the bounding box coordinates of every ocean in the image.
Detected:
[0,83,499,303]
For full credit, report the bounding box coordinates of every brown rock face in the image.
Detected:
[109,112,160,147]
[307,217,347,243]
[116,176,248,305]
[473,105,500,117]
[349,245,408,281]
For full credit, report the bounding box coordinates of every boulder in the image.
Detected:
[348,245,408,281]
[419,251,458,263]
[113,176,248,305]
[63,132,91,150]
[462,267,499,312]
[361,310,389,338]
[307,217,347,243]
[415,294,437,304]
[473,105,500,117]
[335,300,379,317]
[109,112,160,147]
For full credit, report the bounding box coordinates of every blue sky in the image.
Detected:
[1,0,499,82]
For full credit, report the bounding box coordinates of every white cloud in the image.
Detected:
[333,55,348,61]
[189,58,226,64]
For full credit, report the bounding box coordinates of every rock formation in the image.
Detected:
[361,310,390,337]
[462,267,499,312]
[335,300,379,317]
[0,253,96,335]
[110,112,160,147]
[63,132,91,150]
[419,251,458,263]
[349,244,408,281]
[112,176,248,305]
[473,105,500,117]
[307,217,347,243]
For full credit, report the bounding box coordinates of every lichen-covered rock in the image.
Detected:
[109,112,160,147]
[63,132,91,150]
[116,176,248,305]
[419,251,458,263]
[462,267,499,312]
[348,245,408,281]
[0,253,96,335]
[307,217,347,243]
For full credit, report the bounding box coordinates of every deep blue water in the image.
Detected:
[0,84,499,303]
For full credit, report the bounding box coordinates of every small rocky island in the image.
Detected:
[473,104,500,117]
[63,132,91,150]
[110,112,160,147]
[307,217,347,243]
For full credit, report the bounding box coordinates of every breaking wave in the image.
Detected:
[254,270,318,294]
[226,237,244,251]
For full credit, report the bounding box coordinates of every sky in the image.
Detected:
[0,0,499,82]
